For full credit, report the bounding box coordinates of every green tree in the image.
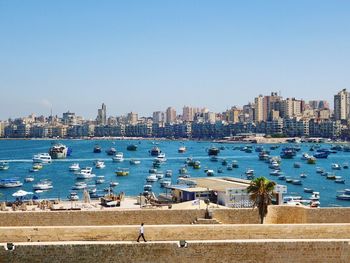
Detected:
[247,177,276,224]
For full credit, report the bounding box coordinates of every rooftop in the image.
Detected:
[179,177,251,192]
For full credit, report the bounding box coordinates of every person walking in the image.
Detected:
[137,223,147,242]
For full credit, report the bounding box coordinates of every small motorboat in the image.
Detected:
[179,167,188,175]
[217,168,224,173]
[331,163,341,170]
[326,174,336,180]
[24,176,34,183]
[106,147,117,156]
[210,156,219,162]
[335,177,345,184]
[68,192,79,201]
[160,179,171,188]
[130,159,141,165]
[193,161,201,169]
[278,175,286,180]
[245,169,254,175]
[304,188,314,193]
[343,163,349,169]
[316,167,324,174]
[95,160,105,169]
[206,169,215,176]
[146,174,157,182]
[301,153,311,160]
[72,182,87,190]
[292,179,302,185]
[270,170,281,176]
[127,144,138,151]
[0,161,10,171]
[69,163,80,171]
[33,180,53,190]
[112,152,124,162]
[336,194,350,200]
[95,176,105,184]
[115,168,129,176]
[155,153,167,163]
[110,181,119,187]
[178,146,187,153]
[232,160,239,168]
[300,173,307,178]
[0,178,23,188]
[156,172,164,179]
[93,145,102,153]
[144,184,152,191]
[76,167,96,179]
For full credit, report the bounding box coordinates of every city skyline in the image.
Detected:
[1,1,350,119]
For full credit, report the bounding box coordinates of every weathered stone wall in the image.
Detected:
[2,224,350,242]
[1,240,350,263]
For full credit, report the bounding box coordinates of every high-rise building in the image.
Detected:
[166,107,177,124]
[96,103,107,125]
[152,111,165,124]
[280,98,302,118]
[127,112,138,125]
[254,95,264,122]
[182,106,194,122]
[334,89,350,121]
[264,92,282,121]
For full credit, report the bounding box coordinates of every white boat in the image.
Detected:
[129,159,141,165]
[301,153,311,160]
[178,146,187,153]
[206,169,215,176]
[270,170,281,176]
[0,178,23,188]
[300,173,307,178]
[76,167,96,179]
[72,182,87,190]
[269,161,280,169]
[331,163,341,170]
[146,174,157,182]
[292,179,302,185]
[24,176,34,183]
[95,176,105,184]
[156,172,164,179]
[160,180,171,188]
[245,169,254,175]
[0,161,10,170]
[155,153,167,163]
[48,143,68,159]
[68,192,79,201]
[144,184,152,191]
[95,160,105,169]
[310,192,320,201]
[110,181,119,187]
[316,167,324,174]
[165,170,173,177]
[33,153,52,164]
[69,163,80,171]
[33,180,53,190]
[112,152,124,162]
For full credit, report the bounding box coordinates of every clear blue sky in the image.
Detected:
[1,0,350,120]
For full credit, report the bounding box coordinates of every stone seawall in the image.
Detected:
[1,240,350,263]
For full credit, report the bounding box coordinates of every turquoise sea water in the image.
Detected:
[0,139,350,207]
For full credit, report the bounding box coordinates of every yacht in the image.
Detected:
[48,143,68,159]
[69,163,80,171]
[68,192,79,201]
[146,174,157,182]
[0,178,23,188]
[72,182,88,190]
[0,161,10,171]
[95,176,105,184]
[33,153,52,163]
[95,160,105,169]
[33,180,53,190]
[112,152,124,162]
[76,167,96,179]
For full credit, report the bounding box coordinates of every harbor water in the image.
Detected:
[0,139,350,207]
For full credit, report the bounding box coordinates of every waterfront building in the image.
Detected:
[62,111,76,125]
[254,95,264,122]
[334,89,350,121]
[152,111,165,124]
[127,112,138,125]
[182,106,195,122]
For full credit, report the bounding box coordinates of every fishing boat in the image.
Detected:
[343,163,349,169]
[232,160,239,168]
[259,151,269,161]
[106,147,117,156]
[301,153,311,160]
[95,160,105,169]
[30,163,43,172]
[331,163,341,170]
[304,188,314,193]
[269,161,280,170]
[155,153,167,163]
[292,179,302,185]
[0,178,23,188]
[227,164,233,170]
[0,161,9,171]
[207,146,220,156]
[193,161,201,169]
[95,176,105,184]
[156,171,164,179]
[178,145,186,153]
[300,173,307,178]
[294,162,301,168]
[150,146,161,156]
[112,152,124,162]
[307,157,316,164]
[127,144,138,151]
[278,175,286,180]
[316,167,324,174]
[130,159,141,165]
[110,182,119,187]
[280,148,295,159]
[68,192,79,201]
[115,168,129,176]
[313,151,329,159]
[24,176,34,183]
[336,194,350,200]
[69,163,80,171]
[326,174,336,180]
[222,159,228,166]
[49,143,68,159]
[76,167,96,179]
[33,153,52,163]
[93,145,102,153]
[335,178,345,184]
[245,169,254,175]
[179,166,188,175]
[270,170,282,176]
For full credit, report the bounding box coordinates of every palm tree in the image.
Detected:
[247,176,276,224]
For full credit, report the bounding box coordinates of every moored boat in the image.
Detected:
[208,146,220,156]
[49,143,68,159]
[106,147,117,156]
[130,159,141,165]
[178,146,186,153]
[127,144,138,151]
[95,160,105,169]
[115,168,129,176]
[33,153,52,163]
[93,145,102,153]
[0,178,23,188]
[0,161,10,171]
[150,146,161,156]
[112,152,124,162]
[69,163,80,171]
